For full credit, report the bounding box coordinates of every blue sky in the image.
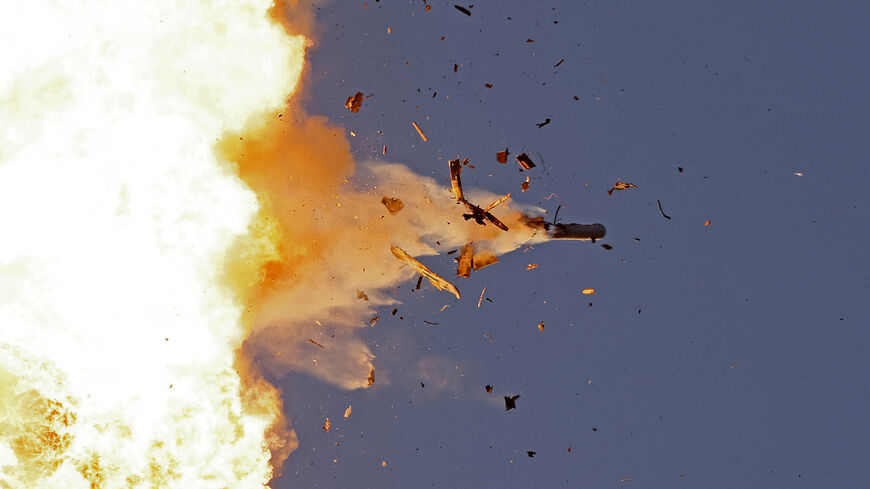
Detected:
[273,1,870,487]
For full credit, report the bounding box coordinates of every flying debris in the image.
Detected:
[448,159,510,231]
[367,367,376,387]
[607,181,638,195]
[581,288,595,295]
[457,243,474,278]
[472,250,498,270]
[521,216,606,241]
[527,451,536,458]
[496,148,509,164]
[657,199,671,220]
[323,418,331,432]
[536,118,551,128]
[411,121,428,141]
[516,153,536,170]
[344,406,353,418]
[537,321,545,331]
[381,196,405,215]
[454,4,472,16]
[485,385,493,393]
[307,338,326,349]
[505,395,520,411]
[521,176,530,192]
[390,245,460,299]
[345,91,365,112]
[369,315,380,327]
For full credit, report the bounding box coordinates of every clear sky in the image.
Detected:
[274,1,870,487]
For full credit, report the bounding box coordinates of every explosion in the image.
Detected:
[1,1,601,487]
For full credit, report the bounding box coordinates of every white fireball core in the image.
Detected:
[0,1,304,488]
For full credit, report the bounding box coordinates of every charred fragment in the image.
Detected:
[454,4,472,16]
[390,245,461,299]
[516,153,536,170]
[496,148,509,164]
[536,118,551,128]
[367,367,375,387]
[607,181,638,195]
[485,385,493,393]
[448,159,510,231]
[345,92,364,112]
[307,338,325,349]
[505,395,520,411]
[381,196,405,215]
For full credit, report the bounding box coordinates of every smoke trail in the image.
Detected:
[218,108,551,390]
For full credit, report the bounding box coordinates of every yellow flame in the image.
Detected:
[0,1,303,487]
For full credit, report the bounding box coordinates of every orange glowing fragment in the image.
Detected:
[477,286,487,308]
[323,418,331,432]
[582,288,595,295]
[381,461,388,467]
[704,220,711,226]
[345,92,364,112]
[344,405,353,418]
[521,176,530,192]
[496,148,509,164]
[526,263,538,270]
[411,121,428,141]
[538,321,545,331]
[607,181,638,195]
[368,315,380,327]
[516,153,536,170]
[390,244,460,299]
[457,243,473,278]
[367,367,376,387]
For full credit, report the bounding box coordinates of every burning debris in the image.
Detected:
[505,395,521,411]
[456,242,500,278]
[496,148,510,164]
[390,245,461,299]
[368,368,376,387]
[607,181,638,195]
[516,153,536,170]
[381,196,405,214]
[411,121,428,141]
[449,158,510,231]
[323,418,331,432]
[344,406,353,418]
[521,176,530,192]
[345,91,365,112]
